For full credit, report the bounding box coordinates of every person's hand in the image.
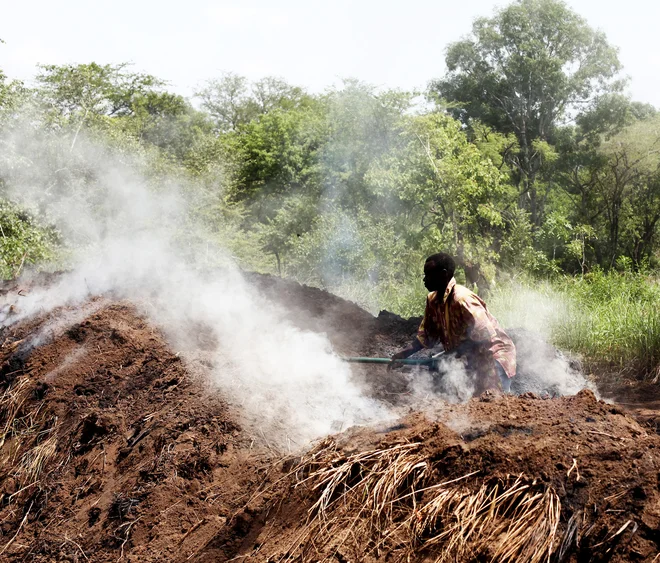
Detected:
[388,350,408,370]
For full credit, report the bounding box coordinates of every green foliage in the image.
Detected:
[320,80,412,210]
[499,207,557,274]
[0,200,58,279]
[432,0,622,226]
[224,99,326,203]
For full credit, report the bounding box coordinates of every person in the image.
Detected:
[391,253,516,394]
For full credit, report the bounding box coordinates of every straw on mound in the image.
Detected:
[284,440,560,562]
[250,392,660,563]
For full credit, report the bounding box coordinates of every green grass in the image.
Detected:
[489,271,660,381]
[556,272,660,379]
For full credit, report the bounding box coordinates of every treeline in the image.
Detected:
[1,0,659,314]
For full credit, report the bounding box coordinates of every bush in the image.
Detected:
[0,200,59,279]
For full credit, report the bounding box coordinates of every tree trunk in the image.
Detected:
[518,117,539,227]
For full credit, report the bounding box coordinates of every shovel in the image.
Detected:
[343,352,445,371]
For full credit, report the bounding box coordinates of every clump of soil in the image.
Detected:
[0,273,658,562]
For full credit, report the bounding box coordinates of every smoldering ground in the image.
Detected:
[389,334,592,413]
[488,283,597,397]
[0,125,392,447]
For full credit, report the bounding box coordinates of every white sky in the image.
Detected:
[2,0,659,107]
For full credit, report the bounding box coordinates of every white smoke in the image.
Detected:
[488,282,597,397]
[0,127,391,447]
[407,355,475,404]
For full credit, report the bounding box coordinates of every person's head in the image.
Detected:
[423,253,455,292]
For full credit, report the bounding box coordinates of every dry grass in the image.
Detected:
[0,377,32,448]
[1,376,58,503]
[286,440,428,558]
[408,474,560,563]
[15,432,58,486]
[283,439,562,563]
[0,375,60,557]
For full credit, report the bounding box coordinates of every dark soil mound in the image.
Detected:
[0,273,658,562]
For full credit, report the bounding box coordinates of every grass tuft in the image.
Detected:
[14,433,58,486]
[283,440,561,562]
[0,377,32,448]
[0,376,57,506]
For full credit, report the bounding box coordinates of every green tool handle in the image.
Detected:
[343,357,434,366]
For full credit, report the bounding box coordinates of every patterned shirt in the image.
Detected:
[417,278,516,392]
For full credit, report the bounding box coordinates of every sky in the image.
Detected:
[2,0,659,107]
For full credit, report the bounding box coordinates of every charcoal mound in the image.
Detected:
[238,391,660,563]
[0,300,258,562]
[0,273,657,562]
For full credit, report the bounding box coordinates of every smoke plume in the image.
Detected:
[489,283,596,397]
[0,126,391,447]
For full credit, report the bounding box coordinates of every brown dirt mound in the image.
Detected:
[0,274,658,562]
[0,300,267,562]
[241,391,660,562]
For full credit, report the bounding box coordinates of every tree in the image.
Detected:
[37,62,163,119]
[368,112,511,290]
[36,62,168,150]
[129,91,214,161]
[576,93,657,141]
[223,98,326,206]
[0,200,58,279]
[320,80,413,211]
[0,69,27,128]
[195,73,306,133]
[196,72,251,132]
[0,39,29,129]
[252,76,305,113]
[595,117,660,266]
[432,0,622,226]
[551,97,659,269]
